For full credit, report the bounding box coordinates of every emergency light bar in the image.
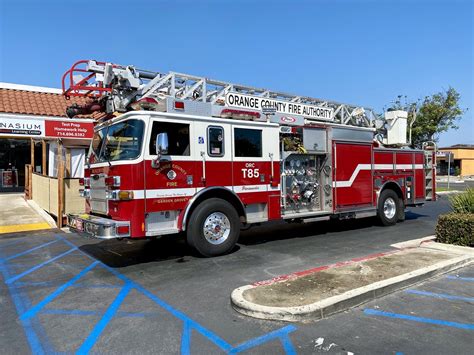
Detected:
[220,109,261,120]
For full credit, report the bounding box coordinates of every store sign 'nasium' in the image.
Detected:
[0,117,44,136]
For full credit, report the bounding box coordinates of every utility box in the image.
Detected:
[384,110,407,145]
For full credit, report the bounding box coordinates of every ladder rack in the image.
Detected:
[62,60,379,127]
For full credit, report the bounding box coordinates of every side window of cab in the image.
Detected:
[149,122,190,156]
[207,126,224,157]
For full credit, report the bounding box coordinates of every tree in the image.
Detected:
[387,88,466,148]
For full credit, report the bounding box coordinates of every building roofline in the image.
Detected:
[0,82,62,94]
[0,112,95,123]
[439,145,474,150]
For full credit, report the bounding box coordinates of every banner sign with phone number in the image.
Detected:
[0,115,94,139]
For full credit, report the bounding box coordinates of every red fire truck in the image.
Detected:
[64,60,436,256]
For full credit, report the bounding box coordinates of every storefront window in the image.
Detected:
[0,139,31,191]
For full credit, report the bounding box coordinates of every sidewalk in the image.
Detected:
[0,193,54,234]
[436,175,467,183]
[231,237,474,322]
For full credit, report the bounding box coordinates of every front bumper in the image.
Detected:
[67,214,130,239]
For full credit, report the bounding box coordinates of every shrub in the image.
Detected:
[435,213,474,247]
[449,188,474,213]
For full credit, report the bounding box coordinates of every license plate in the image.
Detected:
[75,219,84,232]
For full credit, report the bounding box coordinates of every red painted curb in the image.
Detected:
[252,240,436,287]
[252,250,400,287]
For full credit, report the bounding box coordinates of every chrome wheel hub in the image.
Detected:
[203,212,231,245]
[383,197,396,219]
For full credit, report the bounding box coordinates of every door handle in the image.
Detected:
[200,151,206,185]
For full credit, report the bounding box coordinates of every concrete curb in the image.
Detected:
[422,242,474,256]
[25,199,57,228]
[436,190,463,195]
[231,255,473,322]
[390,235,436,249]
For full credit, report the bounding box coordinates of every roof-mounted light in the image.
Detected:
[174,101,185,110]
[220,109,261,121]
[130,97,166,111]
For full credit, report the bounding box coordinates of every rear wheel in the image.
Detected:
[377,189,399,226]
[186,198,240,257]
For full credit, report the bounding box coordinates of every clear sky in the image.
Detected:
[1,0,472,147]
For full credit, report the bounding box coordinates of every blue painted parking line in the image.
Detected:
[406,289,474,303]
[11,281,121,289]
[20,261,100,320]
[1,235,298,354]
[446,275,474,282]
[78,283,133,355]
[39,309,164,318]
[1,239,58,262]
[6,247,77,284]
[0,263,54,354]
[129,275,297,354]
[364,309,474,330]
[83,242,298,353]
[281,333,298,355]
[0,238,27,248]
[3,263,57,269]
[13,280,62,288]
[229,325,297,354]
[181,320,192,355]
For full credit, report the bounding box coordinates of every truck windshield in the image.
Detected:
[90,119,144,163]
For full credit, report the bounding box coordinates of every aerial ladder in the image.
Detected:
[62,60,381,129]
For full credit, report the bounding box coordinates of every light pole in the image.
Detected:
[446,151,453,190]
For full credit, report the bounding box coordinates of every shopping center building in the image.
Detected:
[0,82,97,192]
[437,144,474,177]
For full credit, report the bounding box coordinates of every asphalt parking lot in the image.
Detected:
[1,196,473,354]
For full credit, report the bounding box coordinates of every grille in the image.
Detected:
[89,174,108,214]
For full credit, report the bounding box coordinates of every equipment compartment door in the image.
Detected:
[333,142,373,209]
[231,124,280,220]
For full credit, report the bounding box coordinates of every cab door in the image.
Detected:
[196,122,232,188]
[143,118,195,235]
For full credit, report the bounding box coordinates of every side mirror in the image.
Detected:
[152,132,169,168]
[156,132,169,156]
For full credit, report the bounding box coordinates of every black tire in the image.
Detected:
[397,198,406,222]
[377,189,399,226]
[186,198,240,257]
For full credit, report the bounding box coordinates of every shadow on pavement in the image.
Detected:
[238,209,429,246]
[405,210,429,220]
[79,235,190,267]
[77,210,429,268]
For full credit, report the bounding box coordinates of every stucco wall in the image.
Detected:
[461,159,474,176]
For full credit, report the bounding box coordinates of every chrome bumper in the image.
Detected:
[67,214,130,239]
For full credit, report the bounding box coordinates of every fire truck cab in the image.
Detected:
[65,60,436,256]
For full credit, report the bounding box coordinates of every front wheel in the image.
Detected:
[377,189,399,226]
[186,198,240,257]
